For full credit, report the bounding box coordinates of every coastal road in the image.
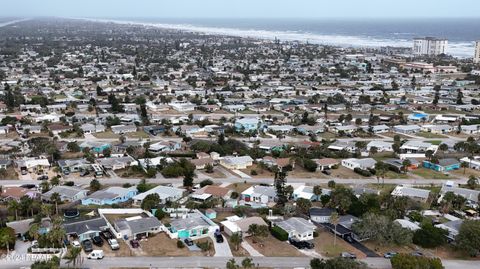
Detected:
[0,176,466,187]
[0,256,477,269]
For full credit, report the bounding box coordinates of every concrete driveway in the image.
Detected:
[210,235,233,257]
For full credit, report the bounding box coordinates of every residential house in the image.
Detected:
[167,210,219,239]
[439,185,480,205]
[132,185,184,206]
[314,158,339,171]
[81,186,138,206]
[64,217,108,242]
[234,118,261,132]
[81,123,106,134]
[43,186,88,202]
[220,156,253,170]
[423,158,460,172]
[97,155,138,170]
[241,185,276,207]
[435,220,463,242]
[384,158,420,173]
[111,124,137,134]
[309,207,335,223]
[393,125,421,134]
[273,217,316,241]
[57,158,90,174]
[79,141,111,153]
[391,185,431,202]
[15,158,50,173]
[341,158,377,170]
[293,185,330,201]
[0,187,40,202]
[114,216,162,239]
[221,216,268,237]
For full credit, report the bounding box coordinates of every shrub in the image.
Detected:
[250,169,258,175]
[271,225,289,241]
[177,240,184,248]
[354,167,372,177]
[302,158,318,172]
[390,254,443,269]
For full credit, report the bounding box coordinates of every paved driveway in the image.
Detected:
[210,235,233,257]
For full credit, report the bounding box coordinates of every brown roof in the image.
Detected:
[276,158,292,168]
[314,158,339,166]
[236,217,268,232]
[191,157,214,166]
[1,187,36,200]
[198,185,230,198]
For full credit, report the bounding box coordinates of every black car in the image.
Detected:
[92,236,103,246]
[81,239,93,252]
[80,170,90,177]
[184,238,194,246]
[100,230,114,240]
[214,233,224,243]
[130,239,140,248]
[37,175,48,181]
[20,184,37,189]
[288,238,314,249]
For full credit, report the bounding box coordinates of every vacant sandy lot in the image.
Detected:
[245,235,304,257]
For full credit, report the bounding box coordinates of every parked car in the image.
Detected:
[21,170,28,175]
[411,251,423,257]
[130,239,140,248]
[322,169,332,175]
[108,239,120,250]
[82,240,93,252]
[100,230,113,240]
[72,240,81,248]
[92,236,103,246]
[183,238,194,246]
[37,175,48,180]
[340,252,357,259]
[288,238,314,249]
[80,170,90,177]
[214,233,224,243]
[384,252,398,259]
[87,250,104,260]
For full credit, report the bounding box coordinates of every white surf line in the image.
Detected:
[0,18,31,28]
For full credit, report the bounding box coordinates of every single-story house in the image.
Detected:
[97,155,138,170]
[435,220,463,241]
[341,158,377,170]
[221,216,268,237]
[309,207,335,223]
[220,156,254,170]
[423,158,460,172]
[313,158,339,171]
[273,217,316,241]
[391,186,430,202]
[167,210,219,239]
[293,185,330,201]
[241,185,276,207]
[132,185,184,206]
[64,217,108,242]
[43,186,88,202]
[114,216,162,239]
[111,124,137,134]
[81,186,138,206]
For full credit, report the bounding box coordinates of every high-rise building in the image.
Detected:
[474,41,480,64]
[413,37,448,56]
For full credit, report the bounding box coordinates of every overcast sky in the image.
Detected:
[1,0,480,19]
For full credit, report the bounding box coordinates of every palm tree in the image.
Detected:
[28,223,40,241]
[330,212,340,247]
[461,161,469,175]
[402,159,412,174]
[229,232,243,251]
[241,257,254,269]
[40,204,52,218]
[50,192,61,215]
[65,246,82,268]
[0,233,12,255]
[8,200,20,220]
[438,143,448,157]
[226,258,239,269]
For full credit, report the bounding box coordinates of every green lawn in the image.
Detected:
[383,171,409,179]
[411,168,451,179]
[93,131,120,139]
[416,132,448,139]
[426,140,442,145]
[127,131,150,139]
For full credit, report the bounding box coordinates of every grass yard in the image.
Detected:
[228,182,254,194]
[450,168,480,178]
[93,131,120,139]
[204,168,226,179]
[416,132,448,139]
[127,131,150,139]
[381,132,410,139]
[213,212,236,223]
[411,168,451,179]
[318,132,337,140]
[226,234,249,257]
[331,167,372,179]
[116,167,147,178]
[314,231,365,258]
[0,167,19,180]
[363,241,415,257]
[245,235,304,257]
[426,140,442,145]
[140,233,200,256]
[241,164,274,178]
[383,171,409,179]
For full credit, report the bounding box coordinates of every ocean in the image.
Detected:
[98,18,480,58]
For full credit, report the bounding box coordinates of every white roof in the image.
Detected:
[133,185,183,201]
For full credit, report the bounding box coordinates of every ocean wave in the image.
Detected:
[84,18,475,58]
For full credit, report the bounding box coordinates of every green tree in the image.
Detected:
[226,258,239,269]
[296,198,312,214]
[413,223,448,248]
[229,232,243,251]
[90,179,101,191]
[467,175,478,190]
[7,200,20,220]
[64,246,82,268]
[310,257,368,269]
[141,193,160,211]
[0,227,16,254]
[352,212,412,246]
[456,220,480,256]
[241,257,254,269]
[390,254,443,269]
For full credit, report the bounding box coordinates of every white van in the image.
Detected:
[87,250,104,260]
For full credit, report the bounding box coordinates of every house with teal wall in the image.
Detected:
[423,158,460,172]
[167,210,219,239]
